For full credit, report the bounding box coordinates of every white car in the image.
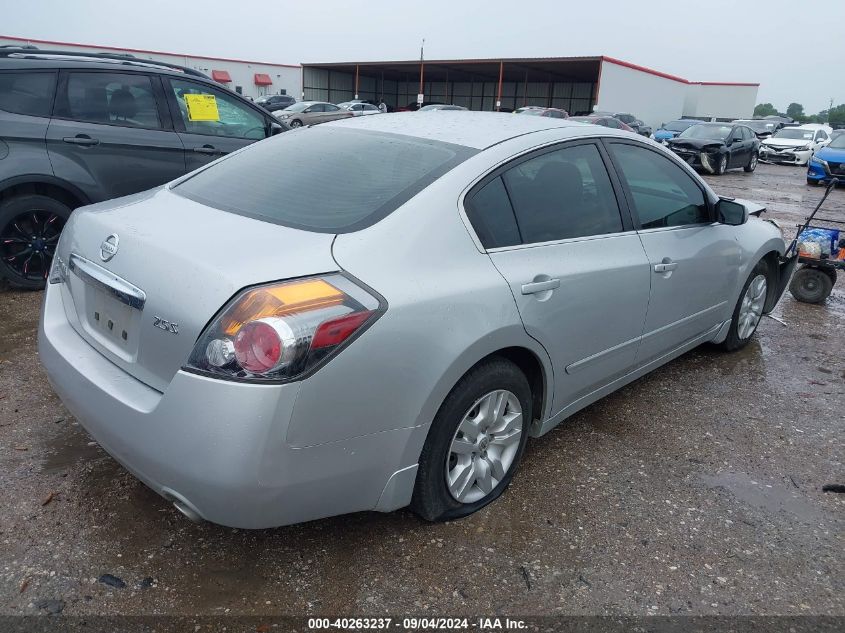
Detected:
[759,124,832,166]
[338,101,382,116]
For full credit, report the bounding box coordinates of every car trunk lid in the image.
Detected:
[55,187,338,392]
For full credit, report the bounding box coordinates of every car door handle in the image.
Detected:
[192,145,222,155]
[62,135,99,146]
[653,262,678,273]
[521,278,560,295]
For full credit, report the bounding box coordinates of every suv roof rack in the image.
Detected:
[0,47,210,79]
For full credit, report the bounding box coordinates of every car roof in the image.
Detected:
[324,111,600,149]
[0,52,207,79]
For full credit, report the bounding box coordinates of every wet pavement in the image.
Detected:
[0,163,843,618]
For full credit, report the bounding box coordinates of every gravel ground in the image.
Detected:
[0,163,843,621]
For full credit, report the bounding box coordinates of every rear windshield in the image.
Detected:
[173,127,474,232]
[663,120,696,132]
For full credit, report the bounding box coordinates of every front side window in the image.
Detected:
[816,130,828,141]
[0,71,55,117]
[501,143,624,244]
[169,78,266,139]
[64,72,160,128]
[608,143,709,229]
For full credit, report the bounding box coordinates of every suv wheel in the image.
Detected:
[0,194,71,289]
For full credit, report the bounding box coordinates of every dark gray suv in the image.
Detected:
[0,49,287,288]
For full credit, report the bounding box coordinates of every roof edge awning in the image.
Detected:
[211,69,232,82]
[254,73,272,86]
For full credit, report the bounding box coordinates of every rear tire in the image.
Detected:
[0,194,71,290]
[720,260,769,351]
[789,267,833,304]
[744,153,758,172]
[411,358,532,522]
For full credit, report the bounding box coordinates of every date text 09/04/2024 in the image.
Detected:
[307,617,528,630]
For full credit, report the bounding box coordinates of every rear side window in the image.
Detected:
[64,72,161,129]
[608,143,709,229]
[501,143,624,244]
[465,177,521,248]
[174,127,475,232]
[0,72,55,117]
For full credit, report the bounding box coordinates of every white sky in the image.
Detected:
[4,0,842,114]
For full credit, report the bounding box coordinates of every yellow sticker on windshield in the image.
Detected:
[184,93,220,121]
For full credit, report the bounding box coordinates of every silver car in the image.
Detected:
[39,113,792,528]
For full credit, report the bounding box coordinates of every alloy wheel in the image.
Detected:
[738,274,767,340]
[0,210,64,282]
[445,389,523,504]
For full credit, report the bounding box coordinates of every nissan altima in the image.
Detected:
[39,113,793,528]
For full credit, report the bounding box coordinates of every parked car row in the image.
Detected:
[655,117,836,178]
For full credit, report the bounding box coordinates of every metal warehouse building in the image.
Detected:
[0,35,301,101]
[302,56,759,128]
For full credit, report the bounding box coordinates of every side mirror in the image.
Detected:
[717,198,749,226]
[269,121,287,135]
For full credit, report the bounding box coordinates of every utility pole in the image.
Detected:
[418,38,425,107]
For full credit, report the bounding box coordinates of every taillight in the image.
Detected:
[184,274,383,382]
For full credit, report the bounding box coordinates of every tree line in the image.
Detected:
[753,102,845,127]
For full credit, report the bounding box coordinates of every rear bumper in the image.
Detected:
[38,283,419,528]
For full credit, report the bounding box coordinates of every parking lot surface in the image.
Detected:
[0,163,843,618]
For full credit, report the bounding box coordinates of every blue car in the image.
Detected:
[652,119,705,144]
[807,132,845,185]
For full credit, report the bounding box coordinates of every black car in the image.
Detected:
[733,119,782,140]
[667,123,759,175]
[612,112,652,137]
[0,48,287,288]
[254,93,296,112]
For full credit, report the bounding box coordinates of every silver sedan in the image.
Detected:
[39,113,792,528]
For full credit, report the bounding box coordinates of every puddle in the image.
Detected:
[40,424,107,474]
[700,472,827,524]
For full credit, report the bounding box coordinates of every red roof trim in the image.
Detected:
[601,56,759,87]
[602,56,689,84]
[254,73,272,86]
[0,34,300,69]
[211,69,231,82]
[693,81,760,87]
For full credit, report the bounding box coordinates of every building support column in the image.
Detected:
[355,64,359,100]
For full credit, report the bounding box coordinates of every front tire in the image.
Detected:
[715,154,728,175]
[289,119,302,128]
[411,358,532,522]
[720,260,769,351]
[0,194,71,290]
[789,266,833,304]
